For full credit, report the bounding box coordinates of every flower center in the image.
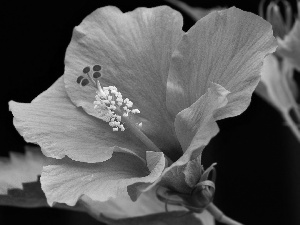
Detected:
[76,65,167,158]
[77,65,141,132]
[94,83,141,131]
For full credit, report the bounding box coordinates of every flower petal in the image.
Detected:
[64,6,184,154]
[0,146,45,194]
[41,151,165,206]
[277,20,300,71]
[183,155,203,188]
[175,83,229,152]
[166,7,277,118]
[10,77,147,163]
[150,84,228,194]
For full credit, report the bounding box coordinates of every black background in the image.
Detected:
[1,0,299,225]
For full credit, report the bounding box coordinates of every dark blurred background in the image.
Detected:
[1,0,299,224]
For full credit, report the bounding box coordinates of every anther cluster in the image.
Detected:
[77,65,102,87]
[93,84,140,132]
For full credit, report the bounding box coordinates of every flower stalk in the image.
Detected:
[206,203,244,225]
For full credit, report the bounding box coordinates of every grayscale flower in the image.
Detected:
[8,5,276,223]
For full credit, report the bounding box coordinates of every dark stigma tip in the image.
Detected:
[76,76,84,84]
[93,72,101,79]
[93,65,102,71]
[81,78,89,86]
[83,66,90,74]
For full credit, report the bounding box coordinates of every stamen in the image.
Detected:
[132,109,140,114]
[93,65,102,71]
[77,64,104,88]
[76,76,84,84]
[83,66,90,74]
[93,80,140,132]
[81,78,89,86]
[93,72,101,79]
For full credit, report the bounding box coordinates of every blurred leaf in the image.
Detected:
[0,146,46,195]
[0,176,82,211]
[0,177,47,207]
[0,147,83,211]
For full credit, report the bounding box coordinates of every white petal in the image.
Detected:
[41,151,166,206]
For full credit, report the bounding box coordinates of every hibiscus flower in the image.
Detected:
[8,5,276,224]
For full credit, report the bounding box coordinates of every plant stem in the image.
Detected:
[206,203,244,225]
